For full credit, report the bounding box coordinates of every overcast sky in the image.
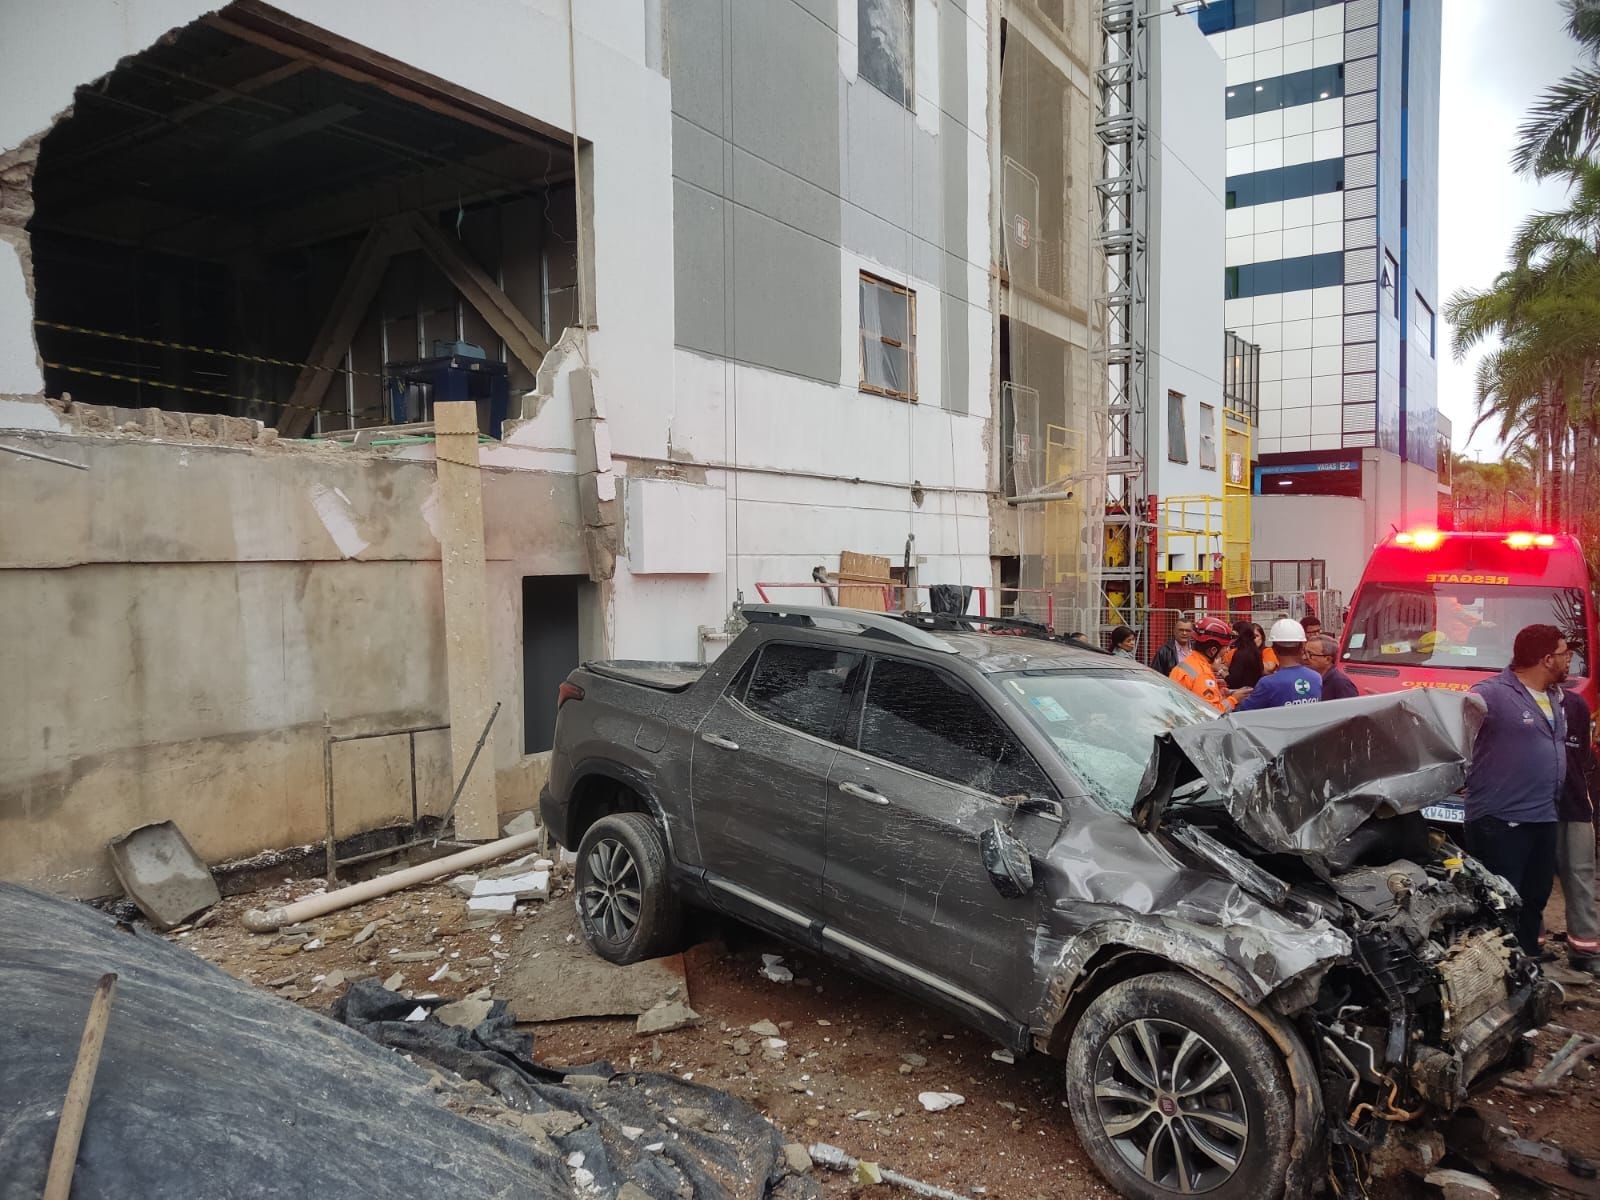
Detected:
[1438,0,1586,455]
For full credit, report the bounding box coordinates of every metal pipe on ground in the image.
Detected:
[241,830,541,932]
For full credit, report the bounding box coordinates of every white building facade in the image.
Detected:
[1199,0,1442,597]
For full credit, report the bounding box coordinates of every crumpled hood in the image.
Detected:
[1154,689,1484,857]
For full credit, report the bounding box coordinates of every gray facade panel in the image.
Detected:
[842,201,911,274]
[666,0,726,136]
[938,0,968,122]
[791,0,837,29]
[730,0,841,193]
[672,114,724,192]
[732,147,841,243]
[939,111,968,266]
[942,294,970,415]
[845,83,913,232]
[910,127,945,248]
[731,206,841,381]
[672,181,728,357]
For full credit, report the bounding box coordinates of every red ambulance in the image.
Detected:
[1337,529,1596,823]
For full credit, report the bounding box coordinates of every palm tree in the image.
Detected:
[1514,0,1600,177]
[1447,158,1600,528]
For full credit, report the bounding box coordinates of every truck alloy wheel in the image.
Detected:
[1065,972,1293,1200]
[582,838,641,942]
[573,812,683,965]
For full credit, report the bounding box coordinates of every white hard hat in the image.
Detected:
[1269,617,1307,644]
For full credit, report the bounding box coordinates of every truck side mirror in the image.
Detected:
[981,819,1034,898]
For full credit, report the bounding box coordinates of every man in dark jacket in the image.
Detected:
[1151,615,1193,679]
[1558,688,1600,973]
[1306,635,1359,700]
[1465,624,1570,954]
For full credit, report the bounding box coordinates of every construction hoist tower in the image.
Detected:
[1093,0,1150,627]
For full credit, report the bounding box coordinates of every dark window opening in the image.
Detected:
[1226,252,1345,299]
[523,575,583,754]
[857,658,1052,797]
[1167,390,1189,464]
[743,644,862,742]
[28,11,577,438]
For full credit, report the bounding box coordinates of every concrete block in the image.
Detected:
[106,820,221,930]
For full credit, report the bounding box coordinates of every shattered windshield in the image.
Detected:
[1344,583,1589,675]
[999,669,1214,816]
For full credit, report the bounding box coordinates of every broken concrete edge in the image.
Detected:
[106,820,221,931]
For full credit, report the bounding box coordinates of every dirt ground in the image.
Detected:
[163,861,1600,1200]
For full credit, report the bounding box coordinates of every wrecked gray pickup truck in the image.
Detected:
[540,604,1553,1199]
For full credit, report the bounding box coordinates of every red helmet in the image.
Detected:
[1191,616,1232,649]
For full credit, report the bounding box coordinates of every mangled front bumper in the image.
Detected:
[1411,976,1558,1109]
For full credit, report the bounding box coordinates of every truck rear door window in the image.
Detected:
[857,658,1050,797]
[742,644,862,741]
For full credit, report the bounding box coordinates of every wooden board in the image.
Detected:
[837,550,892,612]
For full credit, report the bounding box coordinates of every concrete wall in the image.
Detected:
[0,416,588,895]
[1149,16,1226,549]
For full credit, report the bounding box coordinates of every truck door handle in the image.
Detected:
[700,732,740,751]
[839,781,889,805]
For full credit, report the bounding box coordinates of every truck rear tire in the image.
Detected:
[574,812,683,964]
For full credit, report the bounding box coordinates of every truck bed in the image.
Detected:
[584,660,706,693]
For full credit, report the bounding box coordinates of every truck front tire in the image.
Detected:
[574,812,683,964]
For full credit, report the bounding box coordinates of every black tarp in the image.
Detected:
[0,884,806,1199]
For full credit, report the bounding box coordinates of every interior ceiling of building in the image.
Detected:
[31,8,573,259]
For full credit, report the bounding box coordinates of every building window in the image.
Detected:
[860,272,917,401]
[1412,292,1436,357]
[1223,64,1345,120]
[1199,403,1217,470]
[1383,249,1400,318]
[860,0,914,109]
[1168,390,1188,464]
[1226,252,1344,299]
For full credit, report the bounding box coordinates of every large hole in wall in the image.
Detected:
[27,5,582,436]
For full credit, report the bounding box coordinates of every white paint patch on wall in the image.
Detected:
[0,244,43,395]
[0,396,64,432]
[624,477,725,574]
[309,483,370,559]
[420,479,444,546]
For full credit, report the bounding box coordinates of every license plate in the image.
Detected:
[1422,802,1465,824]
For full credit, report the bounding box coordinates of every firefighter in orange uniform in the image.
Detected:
[1169,616,1248,713]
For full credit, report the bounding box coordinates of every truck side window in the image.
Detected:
[741,644,862,742]
[857,658,1051,797]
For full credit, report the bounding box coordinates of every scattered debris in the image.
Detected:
[990,1048,1015,1065]
[434,993,493,1029]
[760,954,794,983]
[782,1143,814,1174]
[466,893,517,913]
[106,820,221,930]
[749,1019,781,1038]
[1424,1168,1501,1199]
[636,998,701,1035]
[447,875,479,898]
[352,920,381,945]
[501,811,541,838]
[403,1005,429,1022]
[918,1092,964,1112]
[810,1143,970,1200]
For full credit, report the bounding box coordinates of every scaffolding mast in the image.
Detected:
[1093,0,1150,626]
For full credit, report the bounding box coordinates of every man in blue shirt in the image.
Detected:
[1464,623,1569,955]
[1235,619,1322,711]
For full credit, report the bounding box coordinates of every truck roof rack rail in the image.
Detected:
[739,603,958,654]
[897,611,1112,654]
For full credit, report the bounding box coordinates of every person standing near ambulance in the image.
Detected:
[1236,619,1322,711]
[1169,616,1247,713]
[1557,686,1600,974]
[1464,623,1569,956]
